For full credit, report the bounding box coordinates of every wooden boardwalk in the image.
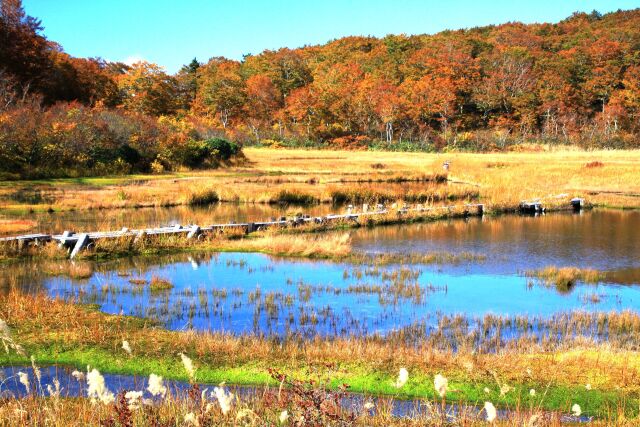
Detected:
[0,198,583,259]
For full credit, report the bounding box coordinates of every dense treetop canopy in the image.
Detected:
[2,1,640,171]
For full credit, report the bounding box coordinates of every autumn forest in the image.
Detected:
[2,1,640,178]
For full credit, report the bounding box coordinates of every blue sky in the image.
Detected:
[23,0,640,73]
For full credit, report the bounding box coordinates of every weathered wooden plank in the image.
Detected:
[0,233,52,242]
[70,233,90,259]
[187,225,201,239]
[0,200,505,259]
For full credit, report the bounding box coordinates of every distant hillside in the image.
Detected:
[2,2,640,166]
[191,8,640,149]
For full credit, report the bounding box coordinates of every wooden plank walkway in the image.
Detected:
[0,199,582,258]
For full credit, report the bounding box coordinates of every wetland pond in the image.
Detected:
[2,209,639,339]
[0,181,463,235]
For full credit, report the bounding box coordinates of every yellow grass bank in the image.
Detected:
[0,147,639,214]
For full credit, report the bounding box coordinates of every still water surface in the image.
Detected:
[2,209,639,337]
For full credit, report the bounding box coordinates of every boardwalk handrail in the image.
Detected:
[1,200,585,259]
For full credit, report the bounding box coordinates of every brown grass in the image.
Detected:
[3,147,637,216]
[1,291,639,425]
[40,261,94,280]
[149,276,174,292]
[0,219,37,234]
[526,266,605,292]
[218,232,352,258]
[0,383,583,426]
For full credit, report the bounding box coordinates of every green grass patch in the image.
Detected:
[0,345,632,419]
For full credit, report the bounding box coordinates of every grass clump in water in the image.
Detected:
[188,189,219,205]
[149,276,174,292]
[274,189,318,205]
[41,261,94,280]
[525,266,605,292]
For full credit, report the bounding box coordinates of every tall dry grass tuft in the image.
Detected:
[41,261,94,280]
[0,219,38,235]
[211,232,353,259]
[149,276,174,292]
[259,232,352,258]
[525,266,605,292]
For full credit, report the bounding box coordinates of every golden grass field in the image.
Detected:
[1,147,639,215]
[2,147,640,425]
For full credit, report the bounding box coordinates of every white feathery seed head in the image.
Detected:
[571,403,582,417]
[147,373,167,398]
[125,390,143,410]
[394,367,408,388]
[180,353,196,379]
[499,384,511,397]
[184,412,199,426]
[30,355,41,385]
[213,386,234,415]
[434,374,448,398]
[72,370,85,382]
[17,371,29,393]
[0,319,9,338]
[484,401,497,423]
[87,368,114,405]
[47,378,61,400]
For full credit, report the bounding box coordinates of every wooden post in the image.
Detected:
[571,198,584,211]
[520,201,543,214]
[59,230,73,248]
[70,233,90,259]
[134,230,146,244]
[187,225,201,239]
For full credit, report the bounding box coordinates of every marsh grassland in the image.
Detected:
[1,148,640,426]
[2,148,640,215]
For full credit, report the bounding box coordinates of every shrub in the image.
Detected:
[174,140,211,168]
[203,138,240,161]
[0,103,243,178]
[171,138,241,169]
[150,159,165,174]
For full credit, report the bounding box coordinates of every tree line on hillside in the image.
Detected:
[1,0,640,177]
